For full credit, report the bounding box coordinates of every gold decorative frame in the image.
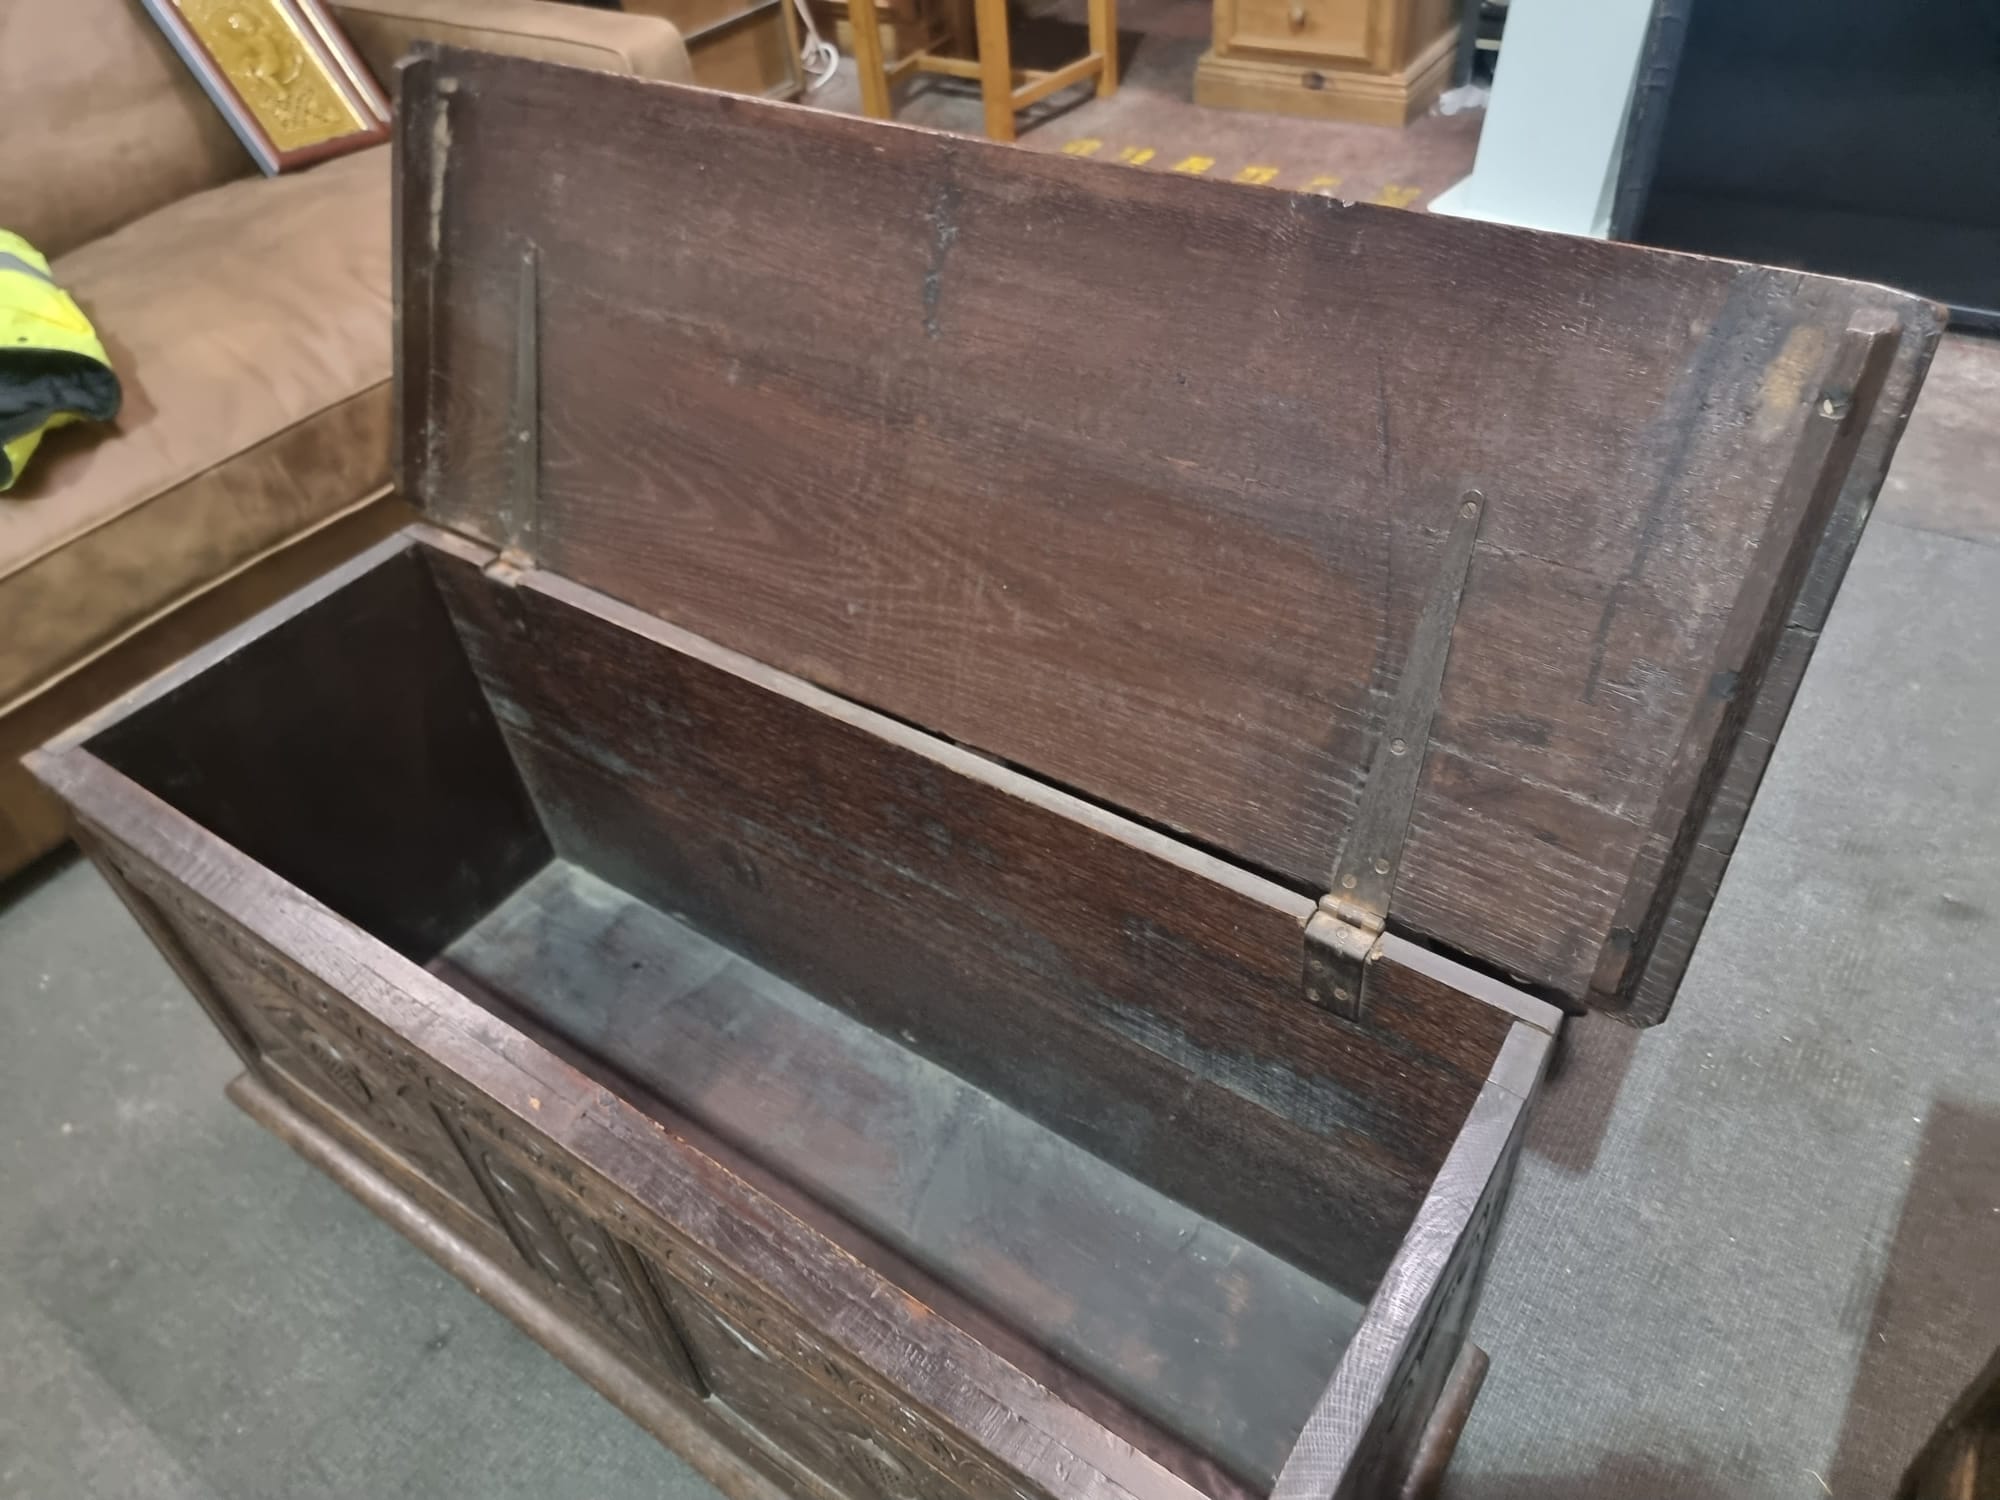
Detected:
[140,0,391,174]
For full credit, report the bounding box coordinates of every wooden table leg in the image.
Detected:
[849,0,893,117]
[1089,0,1117,95]
[972,0,1017,141]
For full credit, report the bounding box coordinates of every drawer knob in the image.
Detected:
[1288,3,1306,29]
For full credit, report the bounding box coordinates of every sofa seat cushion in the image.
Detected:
[0,146,393,711]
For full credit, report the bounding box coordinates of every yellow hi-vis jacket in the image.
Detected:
[0,230,120,490]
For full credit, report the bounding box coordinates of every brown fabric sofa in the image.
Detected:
[0,0,691,880]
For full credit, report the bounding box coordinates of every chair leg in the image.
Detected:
[972,0,1017,141]
[1088,0,1117,95]
[1453,0,1480,86]
[850,0,893,117]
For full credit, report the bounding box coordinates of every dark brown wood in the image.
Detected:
[42,765,1216,1500]
[1625,313,1944,1024]
[397,46,1938,1014]
[440,859,1362,1488]
[86,544,550,962]
[30,525,1559,1499]
[392,52,444,515]
[86,821,516,1241]
[1589,315,1901,1006]
[433,932,1262,1500]
[0,493,411,880]
[225,1072,804,1500]
[444,1101,709,1396]
[1901,1346,2000,1500]
[1396,1342,1488,1500]
[81,823,265,1072]
[425,538,1517,1295]
[30,52,1940,1500]
[1273,1024,1550,1500]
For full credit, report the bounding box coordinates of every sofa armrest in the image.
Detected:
[330,0,694,87]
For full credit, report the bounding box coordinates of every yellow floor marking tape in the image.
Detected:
[1116,145,1157,165]
[1171,155,1215,174]
[1373,183,1423,208]
[1303,174,1344,193]
[1061,138,1105,156]
[1234,164,1280,185]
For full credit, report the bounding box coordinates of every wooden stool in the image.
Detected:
[847,0,1117,142]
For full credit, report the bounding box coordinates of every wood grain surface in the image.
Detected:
[1621,309,1943,1023]
[84,547,549,962]
[1273,1024,1550,1500]
[32,527,1566,1498]
[427,541,1515,1294]
[1898,1342,2000,1500]
[37,753,1220,1500]
[224,1072,810,1500]
[445,860,1365,1488]
[396,47,1937,1013]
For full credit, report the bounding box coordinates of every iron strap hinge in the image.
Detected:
[486,240,541,584]
[1304,490,1488,1021]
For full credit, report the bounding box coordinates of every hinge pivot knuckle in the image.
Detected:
[1303,902,1382,1020]
[483,545,536,584]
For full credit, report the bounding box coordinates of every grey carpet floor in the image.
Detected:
[1446,504,2000,1498]
[2,336,1995,1499]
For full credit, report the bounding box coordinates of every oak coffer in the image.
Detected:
[31,47,1941,1500]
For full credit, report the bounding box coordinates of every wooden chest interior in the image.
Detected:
[33,42,1948,1500]
[77,528,1546,1494]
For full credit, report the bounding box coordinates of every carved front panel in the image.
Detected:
[658,1280,947,1500]
[428,1088,1051,1500]
[447,1117,702,1393]
[111,855,492,1219]
[81,832,1059,1500]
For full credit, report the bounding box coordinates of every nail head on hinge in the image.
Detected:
[1328,489,1487,911]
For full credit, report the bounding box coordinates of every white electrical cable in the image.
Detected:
[793,0,841,89]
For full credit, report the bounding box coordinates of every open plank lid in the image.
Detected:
[393,47,1941,1022]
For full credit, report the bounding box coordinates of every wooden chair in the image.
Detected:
[847,0,1117,142]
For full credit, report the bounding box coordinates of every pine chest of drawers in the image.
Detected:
[33,49,1939,1500]
[1194,0,1456,126]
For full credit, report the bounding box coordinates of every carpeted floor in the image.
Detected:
[1441,332,2000,1500]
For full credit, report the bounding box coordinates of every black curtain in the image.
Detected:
[1619,0,2000,325]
